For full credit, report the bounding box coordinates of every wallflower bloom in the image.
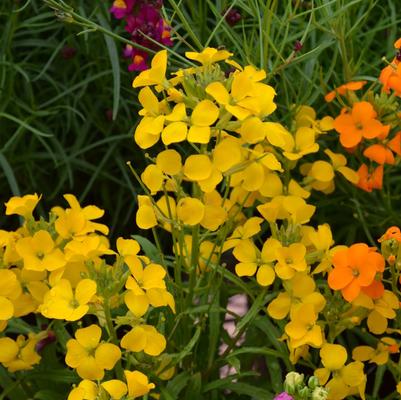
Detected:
[133,50,167,88]
[232,238,277,286]
[275,243,307,280]
[314,343,366,400]
[125,258,174,317]
[333,102,389,148]
[0,333,41,372]
[125,370,155,398]
[0,269,22,322]
[380,62,401,96]
[121,324,166,356]
[356,163,383,192]
[40,278,97,321]
[354,290,399,334]
[328,244,384,302]
[65,325,121,380]
[352,337,399,365]
[285,303,323,348]
[324,81,367,102]
[16,230,66,271]
[185,47,233,65]
[5,193,41,217]
[268,273,325,319]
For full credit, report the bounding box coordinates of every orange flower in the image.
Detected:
[333,102,389,148]
[378,226,401,243]
[328,243,385,302]
[363,144,395,165]
[356,163,383,192]
[387,132,401,155]
[325,80,367,102]
[379,63,401,96]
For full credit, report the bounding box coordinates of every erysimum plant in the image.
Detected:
[0,193,175,399]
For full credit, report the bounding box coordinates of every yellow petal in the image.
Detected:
[95,343,121,370]
[309,161,334,182]
[132,50,167,87]
[0,337,19,362]
[183,154,213,181]
[206,82,230,105]
[187,126,211,143]
[256,265,275,286]
[161,121,187,145]
[176,198,205,225]
[320,343,347,370]
[156,150,182,175]
[101,380,127,400]
[191,100,219,126]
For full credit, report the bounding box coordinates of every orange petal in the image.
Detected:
[342,279,361,302]
[328,267,354,290]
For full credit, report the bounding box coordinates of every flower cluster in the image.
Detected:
[0,193,175,399]
[326,38,401,192]
[110,0,172,71]
[131,49,392,399]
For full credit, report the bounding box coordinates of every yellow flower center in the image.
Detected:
[70,298,79,309]
[285,257,293,264]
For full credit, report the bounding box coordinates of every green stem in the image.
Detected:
[103,297,124,380]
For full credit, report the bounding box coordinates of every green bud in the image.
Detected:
[307,376,319,390]
[311,387,328,400]
[298,386,310,399]
[284,372,304,394]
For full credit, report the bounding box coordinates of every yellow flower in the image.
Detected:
[136,195,158,229]
[352,337,399,365]
[125,260,174,317]
[282,127,319,160]
[68,380,97,400]
[294,105,333,135]
[53,194,109,237]
[267,272,326,319]
[40,278,97,321]
[65,324,121,380]
[133,50,167,88]
[0,269,22,323]
[257,196,315,225]
[285,303,323,348]
[5,193,41,217]
[185,47,232,65]
[324,149,359,184]
[116,237,141,258]
[101,380,128,400]
[0,333,41,372]
[16,230,66,271]
[232,238,278,286]
[121,325,166,356]
[275,243,307,280]
[314,343,366,400]
[223,217,263,251]
[353,290,399,334]
[124,370,155,399]
[206,69,276,120]
[141,164,165,193]
[176,197,205,226]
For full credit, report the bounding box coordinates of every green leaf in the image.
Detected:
[96,12,120,121]
[132,234,162,264]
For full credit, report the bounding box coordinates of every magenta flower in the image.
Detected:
[110,0,173,71]
[274,393,294,400]
[110,0,135,19]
